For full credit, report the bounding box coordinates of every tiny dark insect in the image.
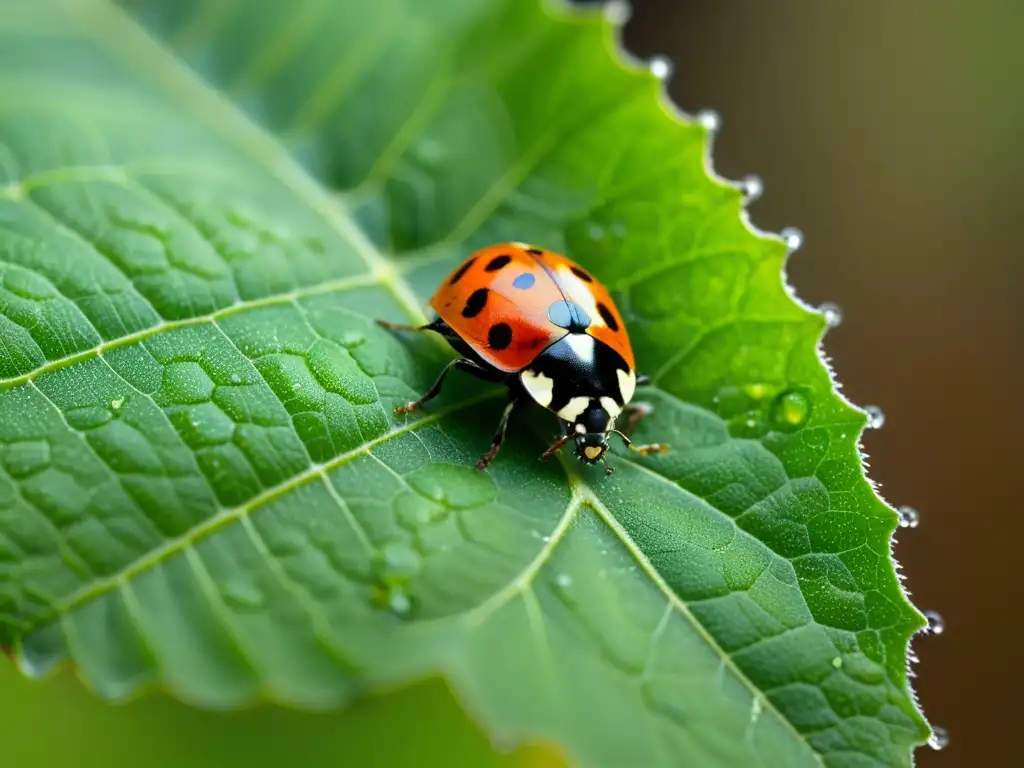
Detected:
[378,243,669,474]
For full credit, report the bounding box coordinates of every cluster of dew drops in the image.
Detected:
[625,14,951,748]
[809,243,948,753]
[786,219,948,754]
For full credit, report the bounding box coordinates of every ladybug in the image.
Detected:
[377,243,668,474]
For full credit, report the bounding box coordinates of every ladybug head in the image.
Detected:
[574,430,610,465]
[571,404,615,469]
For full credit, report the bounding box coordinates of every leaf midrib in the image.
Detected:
[41,3,828,762]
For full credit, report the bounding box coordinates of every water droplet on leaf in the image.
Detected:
[230,373,242,384]
[554,573,572,588]
[380,542,422,579]
[388,588,411,617]
[771,390,811,430]
[928,726,949,751]
[864,405,886,429]
[832,656,843,669]
[407,463,495,509]
[780,227,803,251]
[740,175,763,202]
[744,384,769,401]
[819,301,843,328]
[588,223,605,240]
[649,56,672,79]
[110,397,124,410]
[341,332,365,348]
[222,581,263,611]
[924,610,945,635]
[604,0,631,24]
[697,109,720,132]
[897,505,920,528]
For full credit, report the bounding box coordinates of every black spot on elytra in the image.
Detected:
[526,248,543,256]
[512,272,535,290]
[488,323,512,350]
[548,300,591,331]
[485,254,512,271]
[449,258,475,285]
[570,265,593,283]
[597,302,619,331]
[462,288,489,318]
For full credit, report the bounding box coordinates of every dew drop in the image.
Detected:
[110,397,124,410]
[649,56,672,80]
[230,373,242,384]
[588,223,605,240]
[388,588,411,617]
[897,505,920,529]
[541,535,551,543]
[924,610,945,635]
[603,0,631,24]
[292,382,302,390]
[697,109,720,132]
[381,542,422,580]
[610,221,627,237]
[554,573,572,588]
[771,390,811,430]
[740,175,763,202]
[341,332,366,348]
[928,726,949,751]
[864,405,886,429]
[819,301,843,328]
[416,138,444,167]
[743,383,769,400]
[780,226,803,251]
[222,581,263,612]
[745,418,756,428]
[831,656,843,669]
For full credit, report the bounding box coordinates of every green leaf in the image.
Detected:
[0,1,930,765]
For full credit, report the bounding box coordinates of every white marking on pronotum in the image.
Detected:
[617,368,636,405]
[557,396,590,422]
[564,333,595,363]
[600,397,622,419]
[575,423,586,434]
[520,369,553,407]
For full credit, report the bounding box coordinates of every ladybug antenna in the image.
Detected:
[610,429,632,447]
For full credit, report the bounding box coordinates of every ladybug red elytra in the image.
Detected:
[378,243,668,474]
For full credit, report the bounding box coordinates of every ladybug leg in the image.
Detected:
[541,433,572,463]
[614,403,669,457]
[476,396,520,471]
[635,372,652,387]
[396,358,489,414]
[376,317,446,334]
[621,401,654,436]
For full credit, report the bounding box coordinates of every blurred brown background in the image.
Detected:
[616,0,1022,765]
